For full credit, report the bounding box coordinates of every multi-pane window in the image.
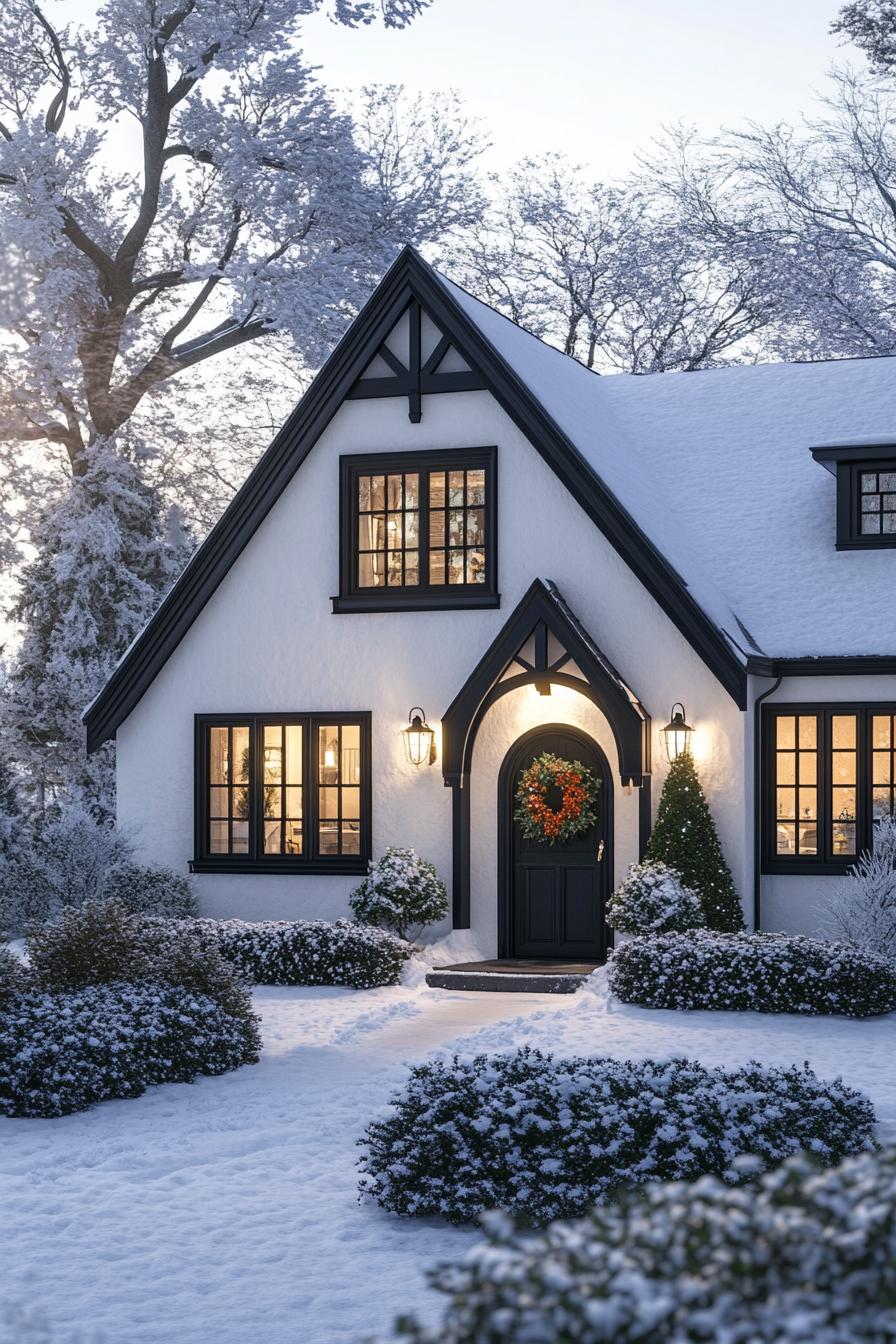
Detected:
[195,714,370,871]
[427,467,487,586]
[858,468,896,537]
[764,705,896,871]
[317,722,362,856]
[338,449,498,610]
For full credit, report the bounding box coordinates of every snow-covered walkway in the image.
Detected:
[3,974,896,1344]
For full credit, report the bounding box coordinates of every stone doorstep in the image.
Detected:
[425,960,598,994]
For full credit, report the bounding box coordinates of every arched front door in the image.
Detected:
[500,725,612,962]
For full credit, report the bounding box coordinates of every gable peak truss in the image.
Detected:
[345,297,486,421]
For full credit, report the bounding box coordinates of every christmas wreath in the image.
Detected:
[514,752,601,845]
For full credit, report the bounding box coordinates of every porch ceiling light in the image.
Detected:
[403,706,436,767]
[662,702,694,763]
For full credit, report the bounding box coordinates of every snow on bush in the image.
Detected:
[0,981,260,1119]
[102,863,197,918]
[139,913,413,989]
[390,1146,896,1343]
[359,1046,875,1225]
[0,945,27,1007]
[829,815,896,958]
[0,803,196,936]
[610,929,896,1017]
[606,860,705,934]
[27,900,256,1027]
[28,898,151,991]
[349,848,448,941]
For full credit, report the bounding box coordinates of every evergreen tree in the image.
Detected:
[644,751,744,931]
[2,446,192,817]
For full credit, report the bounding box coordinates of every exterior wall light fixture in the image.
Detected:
[403,707,436,767]
[662,702,694,763]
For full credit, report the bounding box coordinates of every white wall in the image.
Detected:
[116,386,749,945]
[758,674,896,934]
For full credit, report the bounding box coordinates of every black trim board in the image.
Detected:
[85,245,747,751]
[747,655,896,677]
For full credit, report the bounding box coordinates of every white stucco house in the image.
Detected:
[85,246,896,958]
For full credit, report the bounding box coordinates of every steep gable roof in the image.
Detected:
[85,247,759,749]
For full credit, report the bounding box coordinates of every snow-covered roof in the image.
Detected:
[445,276,896,659]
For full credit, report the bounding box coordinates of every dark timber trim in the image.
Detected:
[747,655,896,677]
[442,578,651,926]
[86,245,748,752]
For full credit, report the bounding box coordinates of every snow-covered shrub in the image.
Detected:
[27,898,150,991]
[391,1146,896,1343]
[610,930,896,1016]
[606,860,705,934]
[102,863,197,918]
[350,848,448,941]
[0,981,260,1118]
[0,945,29,1007]
[359,1046,875,1225]
[28,902,255,1025]
[829,815,896,958]
[206,917,412,987]
[0,853,54,939]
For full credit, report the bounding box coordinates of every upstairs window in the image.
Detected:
[194,713,371,873]
[810,444,896,549]
[334,447,498,612]
[762,704,896,873]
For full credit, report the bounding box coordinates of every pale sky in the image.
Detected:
[302,0,847,177]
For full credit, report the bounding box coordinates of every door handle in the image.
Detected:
[596,839,605,862]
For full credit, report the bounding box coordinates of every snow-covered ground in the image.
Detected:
[2,967,896,1344]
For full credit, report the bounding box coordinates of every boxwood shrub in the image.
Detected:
[359,1046,875,1225]
[204,917,411,988]
[609,930,896,1017]
[391,1147,896,1343]
[0,982,261,1118]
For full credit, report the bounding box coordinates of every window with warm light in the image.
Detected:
[193,714,370,872]
[762,705,896,873]
[334,448,498,612]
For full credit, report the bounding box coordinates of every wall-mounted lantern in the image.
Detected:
[662,702,694,763]
[403,706,437,767]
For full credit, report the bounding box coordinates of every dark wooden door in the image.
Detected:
[506,727,610,962]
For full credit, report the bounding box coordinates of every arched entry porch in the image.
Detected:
[441,578,651,933]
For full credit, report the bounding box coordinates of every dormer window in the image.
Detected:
[333,447,499,612]
[811,442,896,549]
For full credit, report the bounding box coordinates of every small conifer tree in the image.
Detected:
[644,751,744,931]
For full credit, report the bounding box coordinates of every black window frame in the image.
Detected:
[192,712,372,874]
[333,446,499,613]
[761,702,896,875]
[811,444,896,550]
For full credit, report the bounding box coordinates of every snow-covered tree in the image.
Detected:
[830,815,896,957]
[648,74,896,360]
[454,153,779,372]
[0,0,483,503]
[833,0,896,73]
[2,445,191,813]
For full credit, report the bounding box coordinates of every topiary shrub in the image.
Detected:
[209,917,411,987]
[359,1047,875,1226]
[606,860,705,934]
[103,863,197,918]
[349,848,448,941]
[610,930,896,1017]
[0,981,260,1118]
[644,751,744,931]
[829,814,896,958]
[27,898,150,991]
[390,1147,896,1343]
